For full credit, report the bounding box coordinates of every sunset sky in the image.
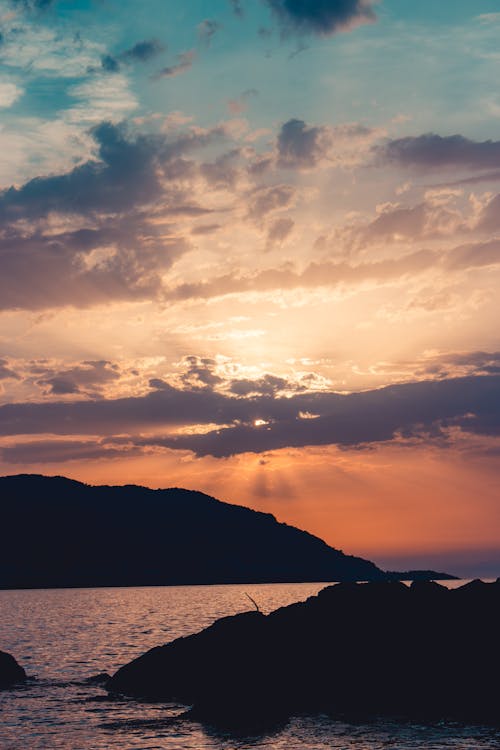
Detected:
[1,0,500,576]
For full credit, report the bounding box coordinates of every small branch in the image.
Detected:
[244,592,261,612]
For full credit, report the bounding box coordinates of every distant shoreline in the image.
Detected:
[0,574,462,593]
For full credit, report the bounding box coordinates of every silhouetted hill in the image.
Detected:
[386,569,457,581]
[0,474,386,589]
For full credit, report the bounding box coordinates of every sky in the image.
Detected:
[1,0,500,576]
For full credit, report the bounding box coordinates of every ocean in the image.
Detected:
[1,581,499,749]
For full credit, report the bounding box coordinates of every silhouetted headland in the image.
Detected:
[0,651,26,689]
[107,579,500,731]
[385,569,457,581]
[0,474,454,589]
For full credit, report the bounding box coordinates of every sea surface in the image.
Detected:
[1,581,499,750]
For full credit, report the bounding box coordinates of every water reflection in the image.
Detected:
[1,581,498,749]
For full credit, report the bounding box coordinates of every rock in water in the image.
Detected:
[107,580,500,731]
[0,651,26,689]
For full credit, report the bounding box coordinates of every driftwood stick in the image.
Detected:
[244,592,261,612]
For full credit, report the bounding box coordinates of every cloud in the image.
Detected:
[1,439,138,464]
[0,119,226,221]
[153,50,195,79]
[0,121,165,219]
[276,118,377,170]
[165,248,438,302]
[445,238,500,270]
[477,194,500,232]
[1,372,498,461]
[0,216,189,310]
[228,88,258,115]
[229,374,290,396]
[277,118,332,168]
[248,183,296,219]
[149,374,500,457]
[200,148,241,188]
[99,38,165,73]
[9,0,55,11]
[266,216,294,248]
[0,120,229,310]
[35,360,121,396]
[197,19,222,46]
[0,359,20,381]
[0,382,245,436]
[191,223,221,235]
[360,191,471,244]
[363,203,427,241]
[430,170,500,189]
[428,351,500,377]
[380,133,500,171]
[0,80,23,108]
[121,38,164,63]
[100,54,121,73]
[264,0,377,37]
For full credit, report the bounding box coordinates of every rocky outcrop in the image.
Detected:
[0,651,26,689]
[108,579,500,731]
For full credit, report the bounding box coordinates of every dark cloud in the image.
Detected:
[100,54,120,73]
[153,50,195,79]
[264,0,377,37]
[180,356,223,389]
[1,439,138,464]
[229,374,290,396]
[121,38,164,63]
[0,122,165,219]
[445,238,500,270]
[1,371,500,461]
[0,382,248,436]
[0,213,188,310]
[98,39,165,74]
[0,359,20,380]
[150,374,500,457]
[35,360,121,396]
[431,351,500,374]
[430,170,500,189]
[363,203,427,241]
[277,118,331,169]
[248,183,296,219]
[360,196,468,244]
[200,149,241,187]
[380,133,500,171]
[191,223,221,235]
[276,118,374,169]
[266,216,294,248]
[0,121,227,310]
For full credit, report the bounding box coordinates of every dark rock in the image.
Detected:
[108,580,500,731]
[84,672,111,685]
[0,651,26,689]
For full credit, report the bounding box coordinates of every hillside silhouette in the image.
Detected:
[0,474,386,589]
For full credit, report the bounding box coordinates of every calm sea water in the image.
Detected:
[1,581,499,749]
